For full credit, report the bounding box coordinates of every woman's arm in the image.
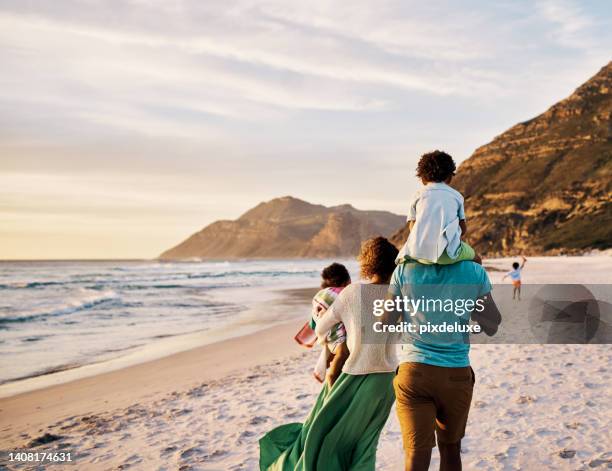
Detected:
[315,289,349,339]
[314,304,342,339]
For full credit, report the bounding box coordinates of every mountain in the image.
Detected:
[159,196,405,260]
[391,62,612,256]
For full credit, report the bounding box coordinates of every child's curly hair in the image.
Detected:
[358,237,398,282]
[416,150,456,182]
[321,262,351,288]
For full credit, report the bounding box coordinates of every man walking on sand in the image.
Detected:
[387,260,501,471]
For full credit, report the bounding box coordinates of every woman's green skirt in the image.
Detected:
[259,371,395,470]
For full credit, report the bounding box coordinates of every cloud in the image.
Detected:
[535,0,593,49]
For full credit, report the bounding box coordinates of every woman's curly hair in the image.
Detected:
[416,150,456,183]
[358,236,398,282]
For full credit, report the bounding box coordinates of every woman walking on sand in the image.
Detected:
[259,237,399,471]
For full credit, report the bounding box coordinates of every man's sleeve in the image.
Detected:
[388,265,403,297]
[478,266,492,297]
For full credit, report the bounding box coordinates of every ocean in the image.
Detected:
[0,259,358,391]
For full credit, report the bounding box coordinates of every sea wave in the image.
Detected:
[0,289,119,324]
[187,269,317,279]
[0,280,64,289]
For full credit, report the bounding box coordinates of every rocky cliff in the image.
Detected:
[391,62,612,255]
[160,196,405,260]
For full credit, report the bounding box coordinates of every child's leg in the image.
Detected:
[436,241,481,265]
[326,342,349,387]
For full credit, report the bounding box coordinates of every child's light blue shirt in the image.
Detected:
[398,182,465,263]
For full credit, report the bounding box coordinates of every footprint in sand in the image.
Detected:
[180,446,204,460]
[249,415,270,425]
[494,430,515,440]
[494,451,508,462]
[236,431,256,445]
[473,400,487,408]
[516,395,536,404]
[535,428,556,437]
[556,436,573,447]
[26,433,64,447]
[159,445,178,458]
[203,449,229,461]
[588,458,612,468]
[558,449,576,459]
[564,422,584,430]
[118,454,143,469]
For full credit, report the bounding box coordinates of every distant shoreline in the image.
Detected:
[2,249,609,263]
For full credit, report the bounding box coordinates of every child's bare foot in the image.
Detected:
[473,254,482,265]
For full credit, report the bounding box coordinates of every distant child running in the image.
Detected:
[503,256,527,300]
[294,263,351,387]
[396,150,482,265]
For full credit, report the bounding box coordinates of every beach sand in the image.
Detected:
[1,258,611,470]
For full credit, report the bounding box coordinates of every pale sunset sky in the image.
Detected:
[1,0,611,259]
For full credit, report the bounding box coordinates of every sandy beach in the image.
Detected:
[1,257,611,470]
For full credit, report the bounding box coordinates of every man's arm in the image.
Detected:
[472,293,501,336]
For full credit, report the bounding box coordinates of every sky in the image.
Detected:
[0,0,611,259]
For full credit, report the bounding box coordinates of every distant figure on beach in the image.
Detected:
[397,150,482,265]
[260,237,399,470]
[306,263,351,385]
[503,256,527,300]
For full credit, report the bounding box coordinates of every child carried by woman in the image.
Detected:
[294,263,351,386]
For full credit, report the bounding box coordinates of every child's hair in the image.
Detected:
[321,263,351,288]
[416,150,456,182]
[512,262,520,269]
